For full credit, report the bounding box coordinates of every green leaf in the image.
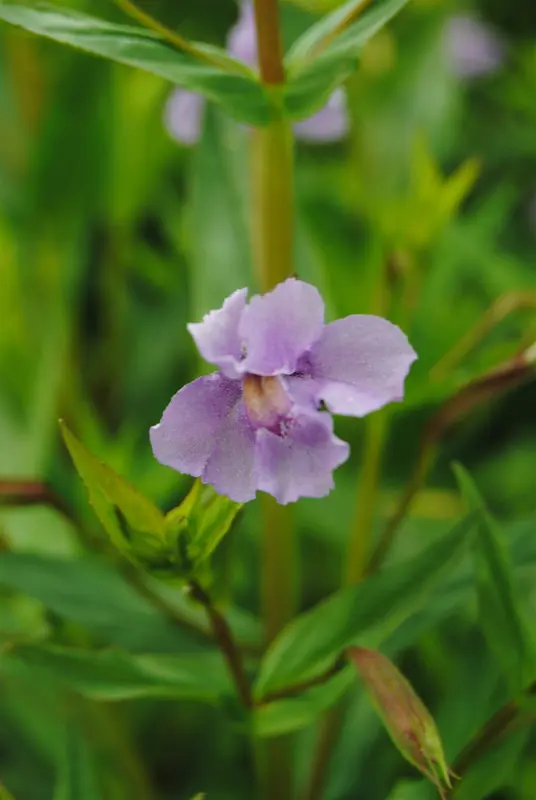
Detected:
[60,421,171,567]
[170,481,242,571]
[386,780,432,800]
[284,0,410,118]
[254,514,476,698]
[0,3,271,125]
[0,552,261,652]
[453,463,536,691]
[5,645,232,703]
[54,722,101,800]
[254,668,354,737]
[0,551,192,651]
[454,729,530,800]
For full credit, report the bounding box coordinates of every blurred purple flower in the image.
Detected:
[150,279,416,504]
[165,90,205,146]
[165,2,349,146]
[444,14,505,78]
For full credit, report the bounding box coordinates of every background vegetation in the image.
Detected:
[1,0,536,798]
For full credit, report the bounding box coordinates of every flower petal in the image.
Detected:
[188,288,248,378]
[150,374,242,476]
[227,2,257,67]
[203,400,257,502]
[293,89,349,143]
[308,316,417,416]
[444,15,505,78]
[240,279,325,376]
[255,411,349,504]
[165,89,205,146]
[283,373,322,410]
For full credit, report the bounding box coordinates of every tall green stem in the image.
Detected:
[251,3,295,799]
[260,495,295,644]
[251,117,294,291]
[250,0,295,648]
[345,410,388,584]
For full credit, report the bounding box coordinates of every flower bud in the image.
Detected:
[348,647,453,798]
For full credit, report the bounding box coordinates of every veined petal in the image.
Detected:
[255,411,349,505]
[308,316,417,416]
[150,374,242,477]
[165,89,205,146]
[188,288,248,378]
[240,279,325,376]
[203,400,257,502]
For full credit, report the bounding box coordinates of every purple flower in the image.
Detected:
[165,2,349,146]
[150,280,416,504]
[443,15,505,78]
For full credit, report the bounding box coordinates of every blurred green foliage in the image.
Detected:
[1,0,536,798]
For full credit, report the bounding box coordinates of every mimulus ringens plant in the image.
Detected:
[165,1,349,145]
[150,279,416,504]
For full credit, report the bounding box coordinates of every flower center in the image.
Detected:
[243,374,291,433]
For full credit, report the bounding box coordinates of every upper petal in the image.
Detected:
[164,89,205,146]
[202,399,257,502]
[293,89,349,144]
[240,279,325,376]
[188,288,248,378]
[255,411,349,505]
[308,316,417,416]
[150,373,242,476]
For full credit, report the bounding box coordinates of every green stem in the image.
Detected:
[250,0,294,668]
[447,678,536,795]
[251,116,294,291]
[301,708,342,800]
[345,410,388,584]
[259,659,345,705]
[251,3,295,798]
[260,495,295,645]
[189,581,252,709]
[87,702,156,800]
[366,442,436,574]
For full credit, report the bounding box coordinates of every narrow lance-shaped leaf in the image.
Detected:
[348,647,453,799]
[254,513,476,697]
[54,721,101,800]
[60,421,169,566]
[4,645,232,703]
[284,0,411,118]
[254,667,355,738]
[453,463,536,691]
[0,3,271,125]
